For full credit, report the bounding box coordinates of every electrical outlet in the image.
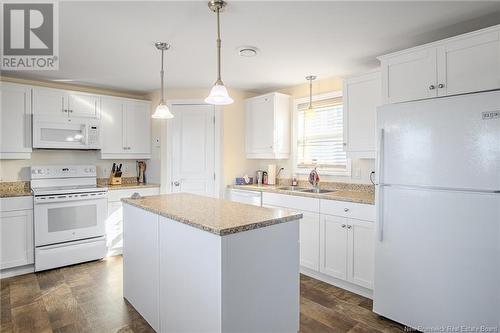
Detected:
[353,167,361,179]
[102,167,109,177]
[124,165,129,175]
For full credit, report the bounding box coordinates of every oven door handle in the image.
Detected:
[34,192,107,204]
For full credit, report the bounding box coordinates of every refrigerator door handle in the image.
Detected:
[377,128,385,241]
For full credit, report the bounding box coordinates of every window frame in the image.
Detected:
[292,91,352,176]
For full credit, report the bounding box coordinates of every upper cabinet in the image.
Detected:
[100,97,151,159]
[0,83,33,159]
[379,25,500,104]
[33,87,100,118]
[245,92,291,159]
[343,70,381,159]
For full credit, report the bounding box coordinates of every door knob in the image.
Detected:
[173,181,180,186]
[438,83,445,89]
[429,85,436,90]
[344,208,349,212]
[347,225,352,229]
[341,224,347,228]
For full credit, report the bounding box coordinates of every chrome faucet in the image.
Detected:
[308,167,320,190]
[276,167,284,186]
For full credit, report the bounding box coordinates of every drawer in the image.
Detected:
[0,196,33,212]
[320,199,375,221]
[108,187,160,202]
[262,192,319,213]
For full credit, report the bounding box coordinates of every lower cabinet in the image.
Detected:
[320,215,374,289]
[106,187,160,256]
[0,197,34,270]
[261,191,375,293]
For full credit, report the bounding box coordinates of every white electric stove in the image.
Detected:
[31,165,108,271]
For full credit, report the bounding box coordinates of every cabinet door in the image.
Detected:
[32,87,67,116]
[299,211,320,271]
[319,214,348,280]
[106,202,123,256]
[343,72,380,157]
[382,48,437,104]
[125,101,151,154]
[245,95,275,156]
[100,97,125,155]
[347,219,374,289]
[67,92,99,118]
[0,210,34,269]
[437,29,500,97]
[0,83,32,158]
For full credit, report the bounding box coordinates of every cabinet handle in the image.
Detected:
[344,208,349,212]
[69,109,73,113]
[347,225,352,229]
[341,224,346,228]
[438,83,445,89]
[343,142,347,146]
[429,85,436,90]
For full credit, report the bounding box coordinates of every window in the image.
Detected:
[294,92,350,175]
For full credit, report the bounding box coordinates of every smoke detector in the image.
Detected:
[237,46,259,57]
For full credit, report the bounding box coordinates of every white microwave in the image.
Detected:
[33,115,101,149]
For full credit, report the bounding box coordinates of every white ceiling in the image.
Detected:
[4,1,500,94]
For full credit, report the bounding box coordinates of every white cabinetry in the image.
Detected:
[100,97,151,159]
[228,189,262,206]
[32,86,100,118]
[260,190,375,295]
[343,70,381,158]
[106,187,160,256]
[0,197,34,270]
[0,83,32,159]
[245,93,291,159]
[379,25,500,104]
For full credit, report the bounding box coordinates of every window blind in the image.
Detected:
[297,97,347,169]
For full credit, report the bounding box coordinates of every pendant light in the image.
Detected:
[305,75,317,117]
[205,0,234,105]
[152,42,174,119]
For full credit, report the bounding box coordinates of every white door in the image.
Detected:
[32,87,67,116]
[101,97,125,154]
[347,219,374,289]
[319,214,348,280]
[67,92,99,118]
[245,95,275,155]
[378,90,500,191]
[0,210,34,269]
[0,83,32,156]
[170,104,216,197]
[437,29,500,97]
[299,210,320,271]
[125,101,151,154]
[382,48,437,104]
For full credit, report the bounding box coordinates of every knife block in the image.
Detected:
[109,176,122,185]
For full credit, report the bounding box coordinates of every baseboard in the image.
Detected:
[301,266,373,299]
[0,264,35,279]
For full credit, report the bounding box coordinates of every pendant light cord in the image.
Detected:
[216,7,222,83]
[160,49,165,103]
[309,79,312,109]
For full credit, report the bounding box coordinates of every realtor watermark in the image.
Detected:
[404,325,499,332]
[1,0,59,70]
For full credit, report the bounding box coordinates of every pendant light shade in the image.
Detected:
[205,80,234,105]
[205,0,233,106]
[152,42,174,119]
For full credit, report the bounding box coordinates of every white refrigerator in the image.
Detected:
[373,90,500,330]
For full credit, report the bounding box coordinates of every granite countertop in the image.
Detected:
[0,181,32,198]
[228,184,375,205]
[122,193,303,236]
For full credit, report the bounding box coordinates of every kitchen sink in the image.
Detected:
[276,186,308,191]
[301,189,335,194]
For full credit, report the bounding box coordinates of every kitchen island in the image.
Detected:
[122,193,303,333]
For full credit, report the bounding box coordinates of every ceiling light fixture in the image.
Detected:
[237,46,259,57]
[205,0,234,105]
[152,42,174,119]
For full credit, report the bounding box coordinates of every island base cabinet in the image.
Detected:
[122,205,160,332]
[123,203,300,333]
